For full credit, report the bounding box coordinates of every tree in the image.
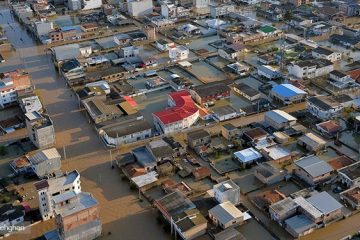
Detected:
[0,146,7,156]
[284,10,292,21]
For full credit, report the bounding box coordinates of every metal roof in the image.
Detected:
[265,110,297,123]
[28,148,61,164]
[284,215,316,235]
[234,147,262,163]
[271,84,306,98]
[131,171,158,188]
[294,197,322,219]
[307,192,343,215]
[295,156,333,178]
[209,202,244,224]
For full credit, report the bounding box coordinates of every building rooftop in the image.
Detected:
[316,120,341,134]
[132,146,156,168]
[284,215,316,236]
[294,196,322,220]
[262,145,291,161]
[153,90,198,125]
[271,84,307,98]
[253,189,286,210]
[213,180,240,193]
[34,170,80,191]
[313,47,334,56]
[222,123,237,131]
[295,156,333,178]
[293,59,333,68]
[341,186,360,205]
[155,190,196,220]
[54,192,98,217]
[20,95,42,113]
[234,147,262,163]
[265,110,297,124]
[298,132,326,149]
[100,117,151,138]
[131,171,158,188]
[192,82,230,98]
[244,127,268,141]
[187,129,210,141]
[209,202,244,223]
[339,161,360,181]
[270,197,298,216]
[213,228,245,240]
[28,148,60,165]
[307,191,343,215]
[308,96,341,111]
[212,105,238,117]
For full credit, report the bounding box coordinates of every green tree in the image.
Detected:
[284,10,292,21]
[0,146,7,156]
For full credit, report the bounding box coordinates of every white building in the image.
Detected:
[234,147,263,166]
[257,65,282,80]
[307,96,343,120]
[20,96,43,113]
[82,0,102,10]
[25,111,55,149]
[238,0,259,4]
[287,59,333,79]
[128,0,153,17]
[0,71,31,109]
[213,180,241,206]
[169,45,189,61]
[210,4,235,18]
[35,170,81,220]
[193,0,209,9]
[329,70,358,89]
[67,0,82,10]
[209,202,245,229]
[155,39,175,51]
[120,46,140,58]
[312,47,341,62]
[28,148,61,178]
[264,110,297,130]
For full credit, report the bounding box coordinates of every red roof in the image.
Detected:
[153,90,198,124]
[123,96,137,107]
[347,68,360,83]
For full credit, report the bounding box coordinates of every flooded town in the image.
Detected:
[0,0,359,239]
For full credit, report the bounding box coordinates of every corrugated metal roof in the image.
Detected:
[265,110,297,123]
[295,156,333,178]
[28,148,61,164]
[307,192,343,215]
[271,84,307,98]
[209,202,244,224]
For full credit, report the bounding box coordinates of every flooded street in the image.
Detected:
[0,5,168,240]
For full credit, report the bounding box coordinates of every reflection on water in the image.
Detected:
[189,61,226,83]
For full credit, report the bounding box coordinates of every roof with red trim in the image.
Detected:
[123,96,137,107]
[153,90,198,124]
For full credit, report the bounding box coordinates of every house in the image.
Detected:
[270,84,307,105]
[213,180,241,205]
[329,155,355,170]
[312,47,341,62]
[316,120,341,137]
[213,228,246,240]
[218,47,238,61]
[338,161,360,188]
[46,192,102,240]
[254,162,287,185]
[25,111,55,149]
[154,191,207,240]
[153,90,199,134]
[221,123,239,140]
[306,191,343,222]
[264,110,297,130]
[192,166,211,181]
[284,215,316,238]
[147,139,174,162]
[187,129,211,149]
[252,189,286,211]
[243,127,268,143]
[82,97,124,124]
[212,105,239,122]
[227,62,251,77]
[297,132,326,152]
[307,96,343,120]
[356,116,360,132]
[155,39,175,51]
[233,147,262,166]
[190,82,230,106]
[269,197,298,226]
[293,155,333,186]
[127,0,153,17]
[0,70,32,109]
[28,148,61,178]
[209,202,245,229]
[132,146,157,171]
[293,196,323,224]
[288,59,333,79]
[169,45,189,61]
[257,65,282,80]
[288,0,311,7]
[330,34,360,48]
[260,145,292,163]
[20,95,43,113]
[99,117,151,147]
[0,204,25,231]
[340,186,360,209]
[233,83,261,102]
[35,170,81,220]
